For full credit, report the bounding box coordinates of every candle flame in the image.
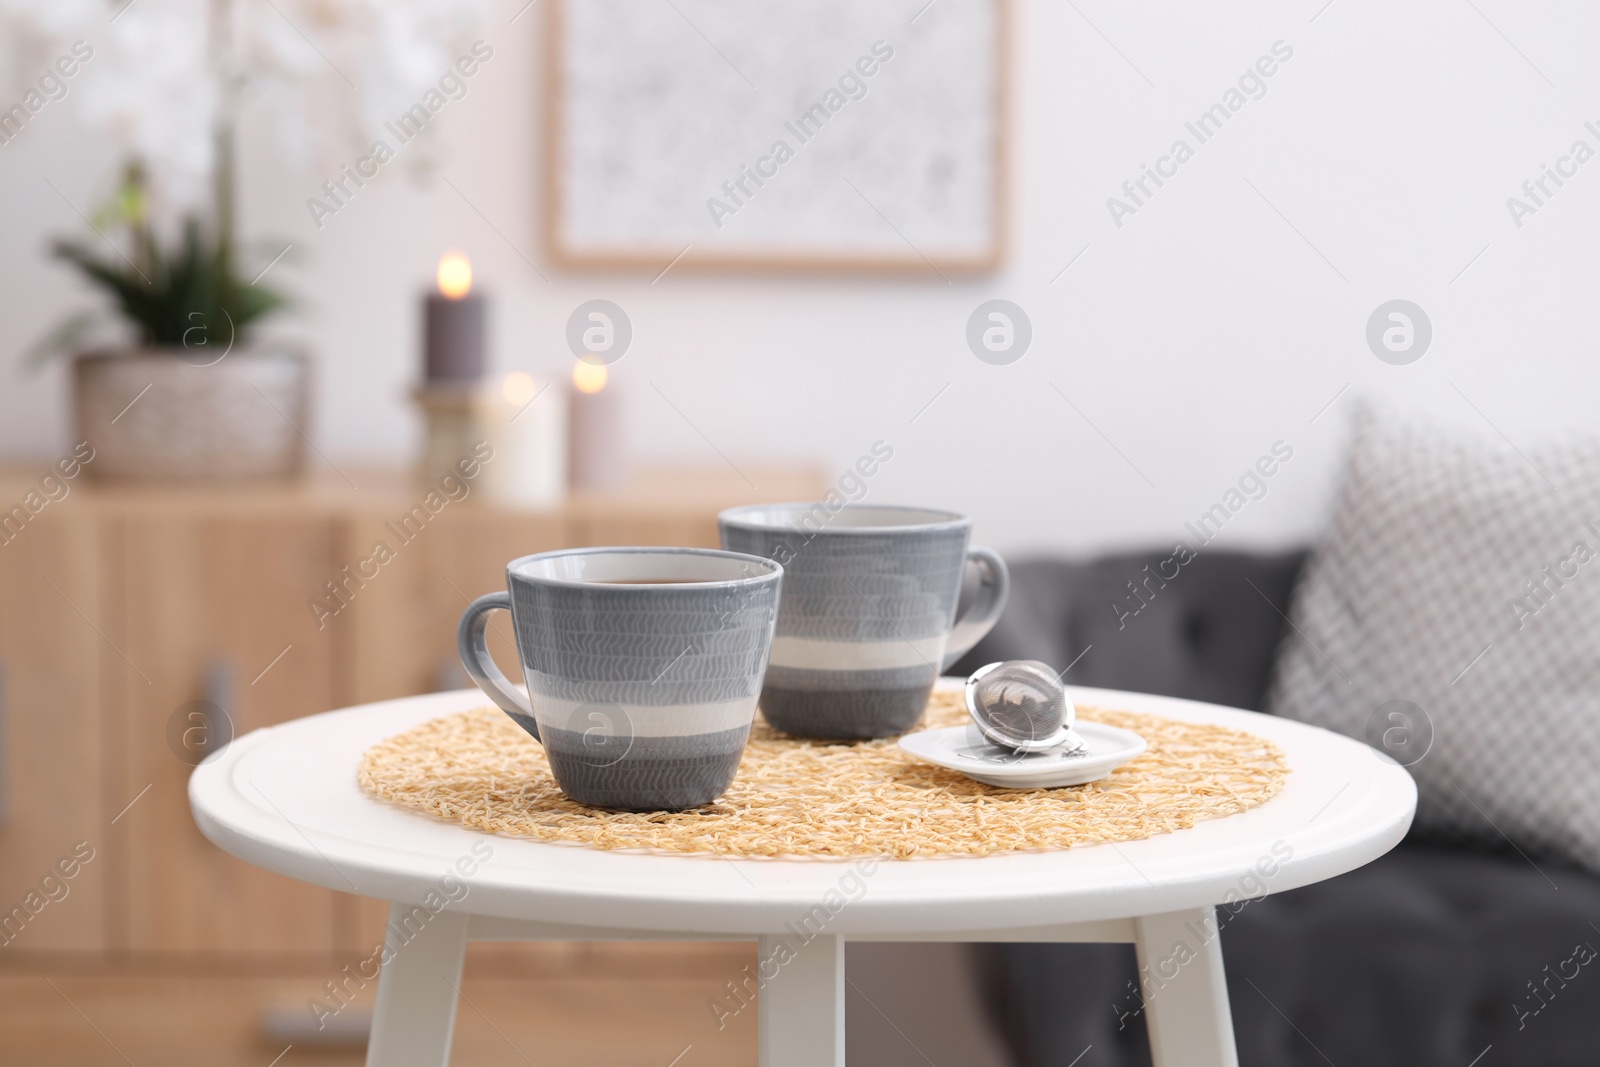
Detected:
[502,371,538,406]
[437,252,473,299]
[572,360,608,394]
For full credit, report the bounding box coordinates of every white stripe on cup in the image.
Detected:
[768,634,947,672]
[531,695,759,738]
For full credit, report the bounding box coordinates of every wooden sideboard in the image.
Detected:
[0,464,821,963]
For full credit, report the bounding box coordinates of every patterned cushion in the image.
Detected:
[1268,409,1600,871]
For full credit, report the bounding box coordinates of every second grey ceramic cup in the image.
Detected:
[457,547,782,811]
[719,504,1009,739]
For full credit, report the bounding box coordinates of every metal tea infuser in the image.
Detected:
[964,660,1086,756]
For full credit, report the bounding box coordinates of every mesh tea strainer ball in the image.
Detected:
[965,660,1082,753]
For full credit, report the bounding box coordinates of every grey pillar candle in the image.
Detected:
[423,252,485,382]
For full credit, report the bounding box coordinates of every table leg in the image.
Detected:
[1134,907,1239,1067]
[365,903,470,1067]
[758,933,843,1067]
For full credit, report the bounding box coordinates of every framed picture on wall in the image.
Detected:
[544,0,1008,273]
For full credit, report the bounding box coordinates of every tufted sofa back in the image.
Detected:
[950,549,1308,712]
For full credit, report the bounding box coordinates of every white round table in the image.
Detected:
[189,682,1415,1067]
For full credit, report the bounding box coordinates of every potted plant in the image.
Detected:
[48,161,306,481]
[11,0,482,481]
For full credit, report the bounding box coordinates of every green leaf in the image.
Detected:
[33,206,294,364]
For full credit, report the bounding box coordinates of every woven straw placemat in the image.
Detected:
[358,690,1288,859]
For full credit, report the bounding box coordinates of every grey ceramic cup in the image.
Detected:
[719,504,1008,739]
[457,547,783,811]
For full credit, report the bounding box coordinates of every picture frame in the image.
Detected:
[543,0,1008,274]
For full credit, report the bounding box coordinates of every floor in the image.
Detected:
[0,944,760,1067]
[0,942,1010,1066]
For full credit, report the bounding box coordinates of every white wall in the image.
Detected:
[3,0,1597,556]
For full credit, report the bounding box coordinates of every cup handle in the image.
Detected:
[941,546,1010,672]
[457,591,538,739]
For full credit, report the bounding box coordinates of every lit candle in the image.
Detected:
[568,359,627,490]
[480,371,568,509]
[423,251,485,382]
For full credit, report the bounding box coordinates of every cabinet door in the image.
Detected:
[339,506,567,952]
[0,508,109,953]
[111,513,343,954]
[334,506,569,706]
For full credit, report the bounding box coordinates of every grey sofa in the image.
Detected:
[865,550,1600,1067]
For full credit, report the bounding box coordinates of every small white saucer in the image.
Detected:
[898,721,1148,789]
